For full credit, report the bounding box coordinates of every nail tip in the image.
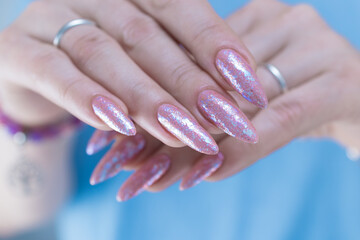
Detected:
[180,183,193,191]
[258,98,268,109]
[252,133,260,143]
[92,96,136,136]
[201,149,219,156]
[128,129,137,136]
[86,147,94,156]
[117,193,132,202]
[158,104,218,155]
[89,179,97,186]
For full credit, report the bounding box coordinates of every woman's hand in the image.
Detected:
[88,0,360,201]
[0,0,267,155]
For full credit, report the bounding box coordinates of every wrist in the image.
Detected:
[0,86,68,127]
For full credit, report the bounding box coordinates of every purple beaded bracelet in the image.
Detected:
[0,108,83,142]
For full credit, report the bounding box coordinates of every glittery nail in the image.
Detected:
[216,49,268,108]
[86,130,117,155]
[198,90,258,143]
[90,134,146,185]
[180,153,224,190]
[157,104,218,155]
[117,154,171,202]
[92,96,136,136]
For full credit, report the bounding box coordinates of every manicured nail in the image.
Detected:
[90,134,146,185]
[86,130,117,155]
[198,90,258,143]
[92,95,136,136]
[216,49,268,108]
[157,104,218,155]
[117,154,171,202]
[180,152,224,190]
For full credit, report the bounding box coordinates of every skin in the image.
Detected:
[0,0,256,235]
[112,0,360,192]
[1,0,360,235]
[0,0,256,146]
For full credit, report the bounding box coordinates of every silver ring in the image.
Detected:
[263,63,288,93]
[53,19,96,48]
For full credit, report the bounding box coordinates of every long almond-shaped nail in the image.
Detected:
[180,153,224,190]
[157,104,218,155]
[198,90,258,143]
[216,49,268,108]
[86,130,118,155]
[90,134,146,185]
[92,96,136,136]
[117,154,171,202]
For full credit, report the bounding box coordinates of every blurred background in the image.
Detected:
[0,0,359,239]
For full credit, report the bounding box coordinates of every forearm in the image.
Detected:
[0,127,76,237]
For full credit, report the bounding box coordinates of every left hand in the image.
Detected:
[88,0,360,201]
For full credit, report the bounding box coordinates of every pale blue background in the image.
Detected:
[1,0,360,240]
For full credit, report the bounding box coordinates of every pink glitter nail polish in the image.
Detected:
[180,152,224,190]
[92,96,136,136]
[86,130,118,155]
[198,90,258,143]
[117,154,171,202]
[90,134,146,185]
[157,104,219,155]
[216,49,268,108]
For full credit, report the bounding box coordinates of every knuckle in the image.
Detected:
[286,4,321,23]
[149,0,176,10]
[192,21,223,45]
[70,31,113,67]
[169,62,196,93]
[23,0,50,16]
[292,4,316,15]
[60,79,84,103]
[33,48,67,67]
[127,81,149,109]
[251,0,281,9]
[120,16,158,50]
[0,27,18,46]
[269,97,308,132]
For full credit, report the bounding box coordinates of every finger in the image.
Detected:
[117,153,171,202]
[226,0,289,36]
[256,42,331,100]
[209,73,343,180]
[227,5,330,115]
[143,73,336,192]
[129,0,268,108]
[145,134,226,192]
[179,153,224,191]
[240,4,328,64]
[86,129,118,155]
[145,147,201,192]
[89,130,163,185]
[66,0,258,143]
[0,32,129,131]
[20,1,219,154]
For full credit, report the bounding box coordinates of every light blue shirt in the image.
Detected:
[1,1,360,239]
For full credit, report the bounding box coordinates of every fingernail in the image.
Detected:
[157,104,219,155]
[216,49,268,108]
[117,154,171,202]
[180,152,224,190]
[198,90,258,143]
[90,134,146,185]
[92,95,136,136]
[86,130,117,155]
